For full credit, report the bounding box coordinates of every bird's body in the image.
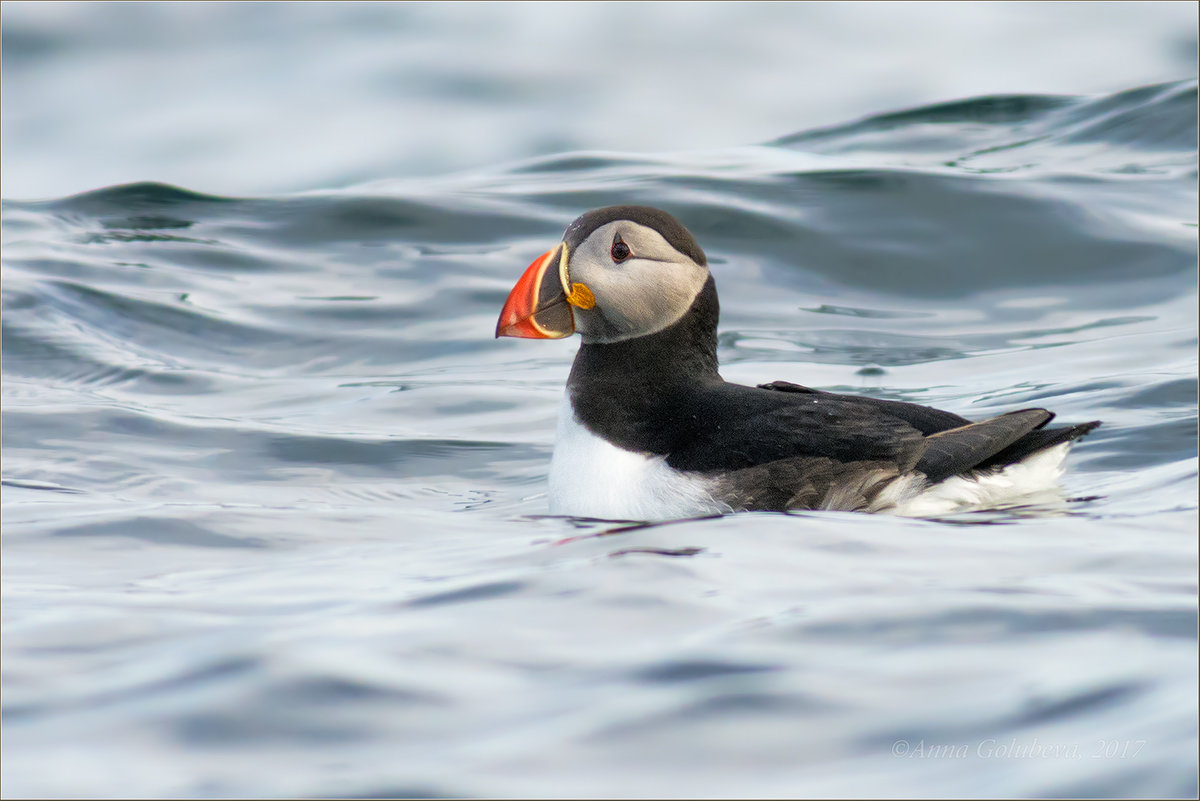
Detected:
[549,406,1074,520]
[496,206,1100,521]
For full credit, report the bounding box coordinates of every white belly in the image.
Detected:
[548,393,731,521]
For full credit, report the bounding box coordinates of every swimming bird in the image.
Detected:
[496,206,1100,521]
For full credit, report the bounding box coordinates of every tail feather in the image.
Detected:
[916,409,1052,483]
[973,420,1101,472]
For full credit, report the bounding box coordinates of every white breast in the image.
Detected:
[548,393,731,521]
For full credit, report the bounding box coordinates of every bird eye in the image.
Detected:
[611,236,631,263]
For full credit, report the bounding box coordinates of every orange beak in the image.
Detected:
[495,245,575,339]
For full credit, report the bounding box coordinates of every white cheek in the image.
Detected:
[592,260,704,336]
[567,221,709,342]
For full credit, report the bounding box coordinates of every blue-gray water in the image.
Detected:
[2,4,1198,799]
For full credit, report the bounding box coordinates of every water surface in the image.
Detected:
[2,10,1198,797]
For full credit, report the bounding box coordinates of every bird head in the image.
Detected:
[496,206,709,344]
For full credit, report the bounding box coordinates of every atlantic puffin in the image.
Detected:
[496,206,1100,521]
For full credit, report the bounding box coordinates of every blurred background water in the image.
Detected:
[2,2,1197,798]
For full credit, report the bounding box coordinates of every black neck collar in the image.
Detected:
[564,277,721,454]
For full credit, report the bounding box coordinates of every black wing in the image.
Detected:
[759,380,1101,478]
[669,381,1084,483]
[666,381,930,473]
